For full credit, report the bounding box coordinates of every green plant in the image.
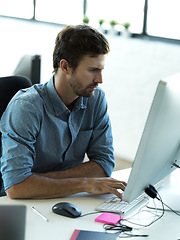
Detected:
[99,19,105,26]
[123,22,131,29]
[83,15,89,24]
[109,20,118,27]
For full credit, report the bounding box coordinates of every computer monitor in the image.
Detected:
[13,55,41,85]
[122,72,180,203]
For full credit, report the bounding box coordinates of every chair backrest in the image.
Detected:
[0,76,32,117]
[0,76,32,196]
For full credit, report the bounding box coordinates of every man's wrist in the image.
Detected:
[74,178,89,193]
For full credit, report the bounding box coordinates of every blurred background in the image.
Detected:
[0,0,180,169]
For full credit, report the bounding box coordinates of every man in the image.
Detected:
[0,25,126,199]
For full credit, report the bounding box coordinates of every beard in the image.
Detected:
[68,76,98,98]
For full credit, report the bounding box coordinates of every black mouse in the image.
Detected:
[52,202,82,218]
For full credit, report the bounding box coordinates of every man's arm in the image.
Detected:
[6,174,126,199]
[6,175,126,199]
[39,161,107,179]
[6,161,126,199]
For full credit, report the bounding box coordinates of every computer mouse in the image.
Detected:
[52,202,82,218]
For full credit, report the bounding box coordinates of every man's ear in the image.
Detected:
[60,59,71,74]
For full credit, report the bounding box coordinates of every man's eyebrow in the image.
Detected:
[89,67,104,70]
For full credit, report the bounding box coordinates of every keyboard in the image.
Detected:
[95,180,164,214]
[95,195,149,214]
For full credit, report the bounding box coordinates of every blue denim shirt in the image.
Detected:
[0,76,115,192]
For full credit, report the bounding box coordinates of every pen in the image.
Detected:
[31,206,49,222]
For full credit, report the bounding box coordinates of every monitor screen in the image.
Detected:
[13,55,41,85]
[122,72,180,203]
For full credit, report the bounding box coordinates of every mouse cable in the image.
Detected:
[80,211,102,217]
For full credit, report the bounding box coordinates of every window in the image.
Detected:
[0,0,180,41]
[35,0,84,25]
[147,0,180,39]
[86,0,145,33]
[0,0,34,19]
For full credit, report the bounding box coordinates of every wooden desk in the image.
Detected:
[0,169,180,240]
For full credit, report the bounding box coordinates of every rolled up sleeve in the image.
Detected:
[0,98,40,190]
[87,90,115,177]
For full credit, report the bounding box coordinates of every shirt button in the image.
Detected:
[69,121,72,124]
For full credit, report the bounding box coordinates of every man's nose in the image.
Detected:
[94,71,103,84]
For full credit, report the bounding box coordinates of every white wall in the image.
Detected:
[0,17,61,82]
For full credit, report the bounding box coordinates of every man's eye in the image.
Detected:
[90,68,99,72]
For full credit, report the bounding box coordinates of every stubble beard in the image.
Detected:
[68,76,97,98]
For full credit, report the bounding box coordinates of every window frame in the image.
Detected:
[0,0,179,44]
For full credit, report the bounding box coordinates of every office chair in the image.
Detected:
[0,75,32,196]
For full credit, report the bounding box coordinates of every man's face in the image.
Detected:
[68,54,105,97]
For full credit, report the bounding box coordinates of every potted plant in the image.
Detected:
[109,20,118,35]
[99,19,105,26]
[122,22,131,38]
[123,22,131,30]
[109,20,118,28]
[83,15,89,24]
[98,19,105,32]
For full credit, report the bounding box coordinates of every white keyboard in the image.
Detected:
[95,195,148,214]
[95,181,164,214]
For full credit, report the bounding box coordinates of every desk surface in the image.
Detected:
[0,168,180,240]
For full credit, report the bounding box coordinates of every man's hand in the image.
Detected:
[85,177,126,199]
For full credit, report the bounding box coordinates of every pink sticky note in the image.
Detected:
[95,212,123,225]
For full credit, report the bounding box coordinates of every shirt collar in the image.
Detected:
[46,75,87,116]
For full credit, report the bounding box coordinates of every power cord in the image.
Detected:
[146,184,180,217]
[126,192,165,226]
[145,184,180,215]
[173,161,180,169]
[107,186,164,237]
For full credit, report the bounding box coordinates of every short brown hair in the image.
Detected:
[53,25,110,73]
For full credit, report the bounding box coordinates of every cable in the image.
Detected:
[120,186,165,230]
[153,195,180,217]
[80,211,102,217]
[104,223,132,232]
[173,162,180,169]
[123,208,164,229]
[81,184,179,238]
[117,232,149,238]
[101,183,180,238]
[80,211,149,238]
[103,221,149,238]
[145,184,180,217]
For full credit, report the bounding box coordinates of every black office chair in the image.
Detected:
[0,76,32,196]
